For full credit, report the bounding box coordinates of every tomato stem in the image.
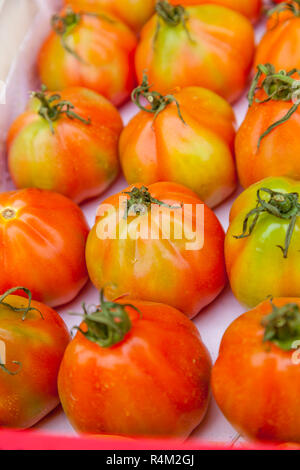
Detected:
[123,185,182,218]
[0,287,42,321]
[262,300,300,351]
[248,64,300,149]
[0,362,22,376]
[267,0,300,19]
[71,291,141,348]
[154,1,194,46]
[234,188,300,258]
[132,72,186,124]
[31,86,91,134]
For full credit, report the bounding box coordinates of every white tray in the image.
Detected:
[0,0,266,444]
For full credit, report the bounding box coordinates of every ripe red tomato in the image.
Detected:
[85,182,226,318]
[58,295,211,437]
[0,288,70,429]
[38,7,137,106]
[169,0,262,22]
[135,1,255,103]
[212,298,300,443]
[64,0,156,32]
[120,81,237,208]
[0,188,89,307]
[7,87,123,204]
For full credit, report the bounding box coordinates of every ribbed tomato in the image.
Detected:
[7,87,123,204]
[86,182,226,318]
[38,7,137,106]
[135,1,255,103]
[58,295,211,437]
[0,188,89,307]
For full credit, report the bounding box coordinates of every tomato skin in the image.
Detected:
[169,0,262,22]
[235,89,300,189]
[135,5,255,104]
[225,177,300,308]
[0,188,89,307]
[7,88,123,204]
[0,294,70,429]
[120,87,237,208]
[64,0,156,32]
[86,182,226,318]
[38,10,137,107]
[58,299,211,438]
[212,298,300,443]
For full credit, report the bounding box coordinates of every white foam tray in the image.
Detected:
[0,0,266,444]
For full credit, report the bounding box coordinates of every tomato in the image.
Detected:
[169,0,262,22]
[236,64,300,189]
[38,7,137,106]
[58,294,211,437]
[255,2,300,72]
[64,0,156,32]
[86,182,226,319]
[225,177,300,308]
[0,288,69,429]
[212,298,300,443]
[7,87,123,204]
[0,188,89,307]
[120,79,237,208]
[135,1,255,104]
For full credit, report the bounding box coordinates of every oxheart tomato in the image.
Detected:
[225,177,300,308]
[135,1,255,103]
[64,0,156,32]
[212,298,300,443]
[58,295,212,437]
[7,87,123,204]
[0,288,70,429]
[86,183,226,319]
[169,0,262,22]
[38,7,137,106]
[255,2,300,72]
[0,188,89,307]
[236,65,300,189]
[120,80,237,208]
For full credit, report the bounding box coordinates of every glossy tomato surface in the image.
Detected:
[0,188,89,307]
[225,177,300,307]
[0,293,70,429]
[212,298,300,443]
[58,299,211,437]
[120,87,237,208]
[86,182,226,318]
[7,87,123,204]
[135,5,255,103]
[38,9,137,106]
[169,0,262,22]
[65,0,156,32]
[235,88,300,188]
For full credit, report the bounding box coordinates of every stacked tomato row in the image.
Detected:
[1,0,300,446]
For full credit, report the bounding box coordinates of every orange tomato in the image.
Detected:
[58,296,212,437]
[38,7,137,106]
[0,289,70,429]
[7,87,123,204]
[85,182,226,318]
[212,298,300,443]
[169,0,262,22]
[120,82,237,208]
[0,188,89,307]
[64,0,156,32]
[135,2,255,103]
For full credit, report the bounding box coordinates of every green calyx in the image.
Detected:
[268,0,300,19]
[0,287,42,321]
[248,63,300,149]
[131,72,186,124]
[154,1,194,45]
[123,186,182,218]
[0,362,22,376]
[72,291,141,348]
[234,188,300,258]
[262,300,300,351]
[31,85,91,134]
